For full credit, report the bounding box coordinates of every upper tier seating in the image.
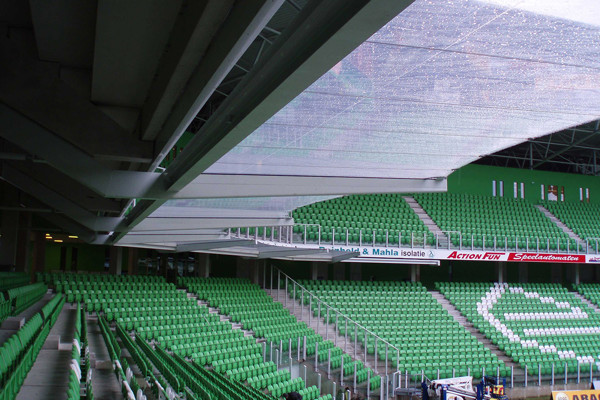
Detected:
[414,193,575,250]
[179,277,379,392]
[543,201,600,244]
[48,273,317,400]
[292,194,433,245]
[438,282,600,375]
[299,280,506,379]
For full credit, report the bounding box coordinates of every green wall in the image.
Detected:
[448,164,600,203]
[44,243,106,272]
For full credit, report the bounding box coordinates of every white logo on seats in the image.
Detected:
[477,284,596,364]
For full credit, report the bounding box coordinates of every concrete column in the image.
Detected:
[31,232,46,275]
[196,253,211,277]
[110,246,123,275]
[16,212,32,273]
[574,264,580,285]
[0,210,19,269]
[411,264,420,282]
[350,263,361,281]
[237,257,259,284]
[551,264,562,283]
[127,248,138,275]
[333,263,345,280]
[518,262,528,283]
[496,262,507,283]
[311,262,318,280]
[250,261,260,285]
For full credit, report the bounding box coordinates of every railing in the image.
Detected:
[230,224,600,255]
[257,265,600,396]
[263,266,400,399]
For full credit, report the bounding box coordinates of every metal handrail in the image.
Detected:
[278,223,588,254]
[275,267,400,354]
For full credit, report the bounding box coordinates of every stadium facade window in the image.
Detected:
[492,180,497,196]
[520,182,525,199]
[540,184,545,200]
[499,181,504,197]
[586,187,590,202]
[548,185,558,201]
[513,182,518,198]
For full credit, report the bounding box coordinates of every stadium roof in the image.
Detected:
[1,0,600,249]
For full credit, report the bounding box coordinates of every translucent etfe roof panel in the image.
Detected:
[205,0,600,179]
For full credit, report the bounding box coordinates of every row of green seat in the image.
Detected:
[7,283,47,316]
[297,279,507,379]
[50,273,292,399]
[98,316,146,399]
[67,304,93,400]
[0,298,10,326]
[543,201,600,242]
[414,193,573,250]
[574,283,600,310]
[292,193,432,245]
[0,273,30,292]
[180,277,378,393]
[438,282,600,374]
[1,294,64,400]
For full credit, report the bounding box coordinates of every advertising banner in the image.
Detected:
[271,242,595,263]
[551,390,600,400]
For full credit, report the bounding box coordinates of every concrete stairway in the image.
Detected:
[535,205,586,246]
[87,316,124,400]
[16,300,77,400]
[403,196,449,247]
[429,290,523,373]
[267,289,383,372]
[571,292,600,313]
[0,292,54,347]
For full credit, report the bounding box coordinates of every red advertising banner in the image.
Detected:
[507,253,586,263]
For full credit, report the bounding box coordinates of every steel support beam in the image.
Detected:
[160,174,447,199]
[330,251,360,263]
[146,0,284,169]
[0,104,159,198]
[533,126,600,169]
[162,0,415,192]
[6,161,123,213]
[0,39,153,163]
[0,163,121,232]
[140,0,235,141]
[256,248,328,259]
[176,239,256,253]
[132,217,292,231]
[117,0,416,244]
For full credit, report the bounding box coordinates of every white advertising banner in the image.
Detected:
[269,242,594,263]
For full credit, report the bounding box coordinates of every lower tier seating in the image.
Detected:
[7,282,47,316]
[48,273,312,399]
[574,283,600,309]
[438,282,600,375]
[67,304,93,400]
[299,279,507,379]
[180,277,354,395]
[0,293,64,400]
[0,273,30,292]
